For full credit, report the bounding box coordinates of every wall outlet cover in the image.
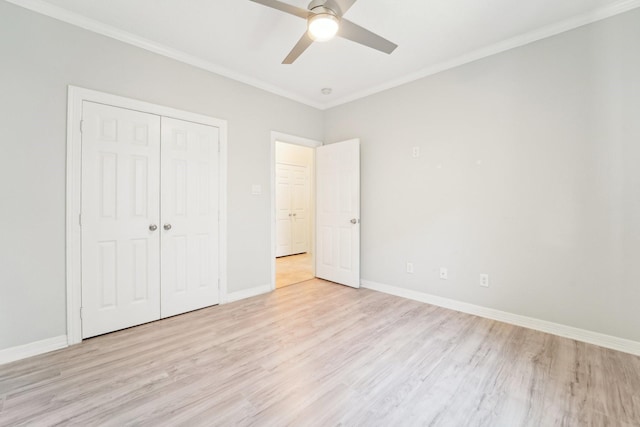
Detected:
[480,273,489,287]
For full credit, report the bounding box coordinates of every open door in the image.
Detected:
[315,139,360,288]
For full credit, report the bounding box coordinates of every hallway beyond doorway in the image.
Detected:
[276,253,314,288]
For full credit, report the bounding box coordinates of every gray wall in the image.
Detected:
[0,2,323,350]
[2,1,639,353]
[325,9,640,342]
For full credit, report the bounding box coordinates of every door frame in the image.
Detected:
[66,86,228,345]
[270,131,322,291]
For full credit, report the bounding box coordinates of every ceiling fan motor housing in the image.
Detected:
[307,5,340,41]
[249,0,398,63]
[308,0,335,13]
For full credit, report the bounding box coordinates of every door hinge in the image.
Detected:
[80,120,84,133]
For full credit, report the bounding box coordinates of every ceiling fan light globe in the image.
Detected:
[308,13,339,42]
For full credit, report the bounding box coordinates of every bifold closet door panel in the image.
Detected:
[275,163,293,257]
[275,163,308,257]
[81,101,161,338]
[160,117,220,318]
[290,165,308,255]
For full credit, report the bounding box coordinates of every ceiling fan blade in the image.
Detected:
[248,0,309,19]
[338,19,397,54]
[282,32,314,64]
[323,0,357,16]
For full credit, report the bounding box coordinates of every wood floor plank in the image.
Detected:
[1,279,639,426]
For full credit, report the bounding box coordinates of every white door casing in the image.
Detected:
[315,139,360,288]
[81,101,161,338]
[160,117,220,318]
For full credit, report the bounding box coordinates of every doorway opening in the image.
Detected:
[275,141,315,288]
[270,133,360,290]
[270,132,322,290]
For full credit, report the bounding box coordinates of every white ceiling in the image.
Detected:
[10,0,639,108]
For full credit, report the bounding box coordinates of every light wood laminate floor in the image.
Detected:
[275,252,314,289]
[1,279,639,426]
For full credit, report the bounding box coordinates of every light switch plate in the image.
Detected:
[406,262,414,274]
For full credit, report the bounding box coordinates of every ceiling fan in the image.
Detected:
[249,0,398,64]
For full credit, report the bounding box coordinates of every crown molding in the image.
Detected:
[323,0,640,109]
[4,0,640,110]
[4,0,325,110]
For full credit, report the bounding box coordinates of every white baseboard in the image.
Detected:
[0,335,68,365]
[1,283,273,364]
[361,279,640,356]
[224,284,272,304]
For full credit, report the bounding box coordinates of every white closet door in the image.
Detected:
[160,117,220,318]
[81,101,161,338]
[316,139,360,288]
[276,163,309,257]
[276,164,293,257]
[291,165,308,254]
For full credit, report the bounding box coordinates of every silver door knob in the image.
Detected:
[149,224,158,231]
[350,218,358,224]
[293,213,297,216]
[164,224,172,231]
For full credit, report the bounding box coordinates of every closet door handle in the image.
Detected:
[149,224,158,231]
[164,224,172,231]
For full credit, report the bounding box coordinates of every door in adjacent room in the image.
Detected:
[276,163,309,257]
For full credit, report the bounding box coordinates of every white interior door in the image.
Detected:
[276,163,309,257]
[275,163,293,257]
[81,101,161,338]
[160,117,220,318]
[291,165,308,254]
[315,139,360,288]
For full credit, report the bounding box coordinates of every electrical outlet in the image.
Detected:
[406,262,414,274]
[412,146,421,158]
[439,267,448,280]
[480,273,489,287]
